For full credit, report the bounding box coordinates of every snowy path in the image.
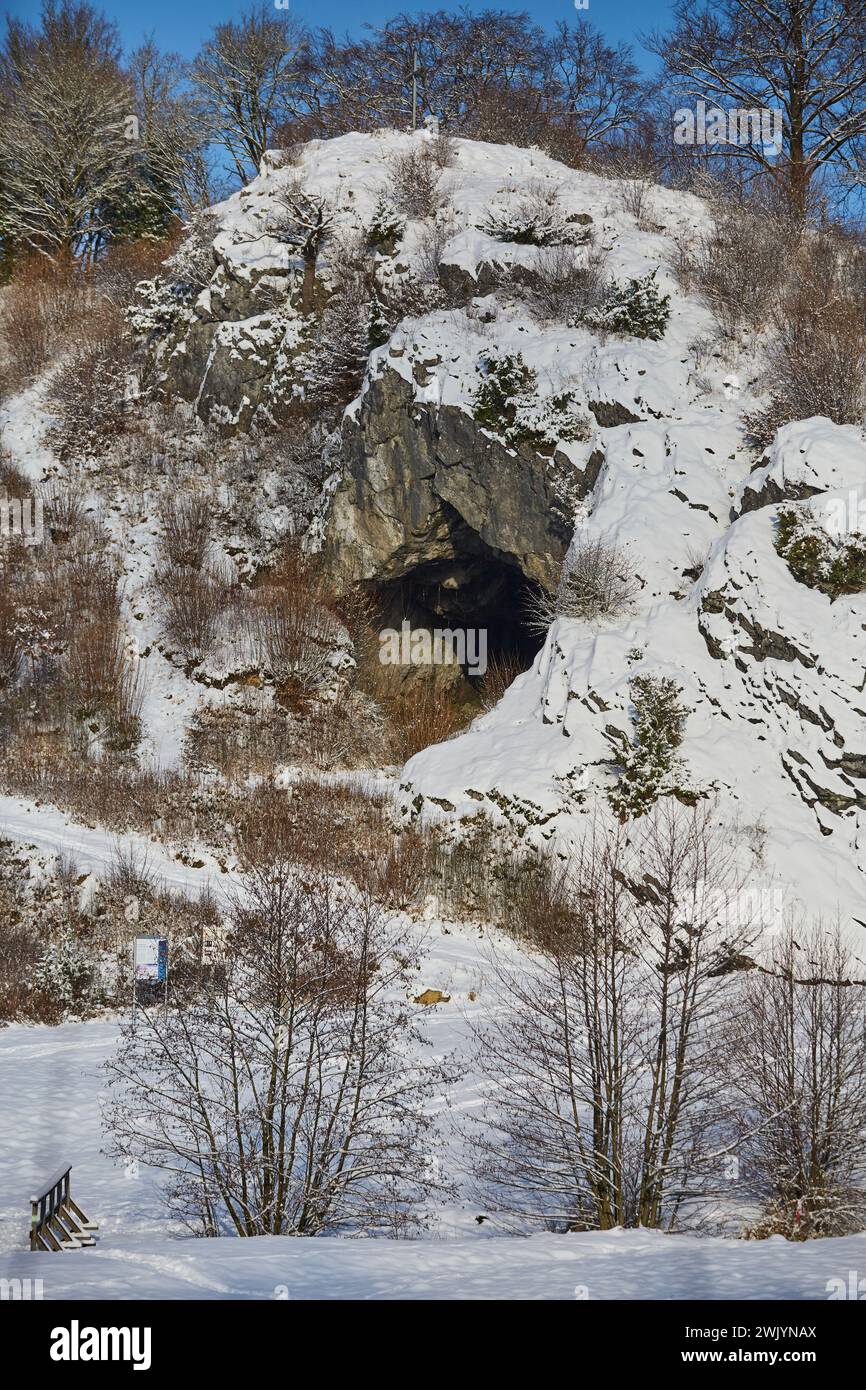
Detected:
[0,793,229,899]
[0,378,57,483]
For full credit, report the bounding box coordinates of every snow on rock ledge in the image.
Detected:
[400,416,866,953]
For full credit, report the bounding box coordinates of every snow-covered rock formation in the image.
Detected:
[137,130,866,951]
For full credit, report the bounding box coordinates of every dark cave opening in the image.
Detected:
[373,542,546,686]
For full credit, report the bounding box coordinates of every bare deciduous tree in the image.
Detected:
[648,0,866,217]
[190,4,308,185]
[0,1,134,262]
[473,805,757,1232]
[128,40,212,218]
[545,18,644,153]
[728,924,866,1239]
[104,864,447,1236]
[267,181,336,314]
[300,12,645,152]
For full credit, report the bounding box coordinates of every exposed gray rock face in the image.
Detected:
[324,365,600,596]
[162,256,298,431]
[152,236,597,611]
[739,472,820,514]
[588,399,643,428]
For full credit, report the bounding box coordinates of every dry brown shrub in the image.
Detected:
[0,557,18,687]
[478,651,526,710]
[385,681,475,762]
[39,477,87,542]
[387,145,446,220]
[0,452,30,499]
[526,535,639,632]
[0,257,89,389]
[235,776,401,879]
[158,490,211,570]
[66,622,145,748]
[524,243,607,324]
[0,747,237,846]
[0,924,66,1024]
[745,234,866,446]
[673,198,798,339]
[185,684,387,777]
[46,327,134,460]
[255,546,342,697]
[158,565,232,664]
[95,236,179,314]
[0,536,144,752]
[65,550,121,621]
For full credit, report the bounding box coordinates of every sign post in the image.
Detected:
[132,935,169,1028]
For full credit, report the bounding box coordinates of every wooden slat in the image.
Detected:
[30,1166,98,1251]
[48,1216,81,1250]
[39,1221,63,1252]
[58,1204,95,1245]
[29,1165,71,1205]
[66,1195,98,1232]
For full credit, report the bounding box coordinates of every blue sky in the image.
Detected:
[5,0,669,71]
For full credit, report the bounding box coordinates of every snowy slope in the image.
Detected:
[399,420,866,951]
[209,129,721,431]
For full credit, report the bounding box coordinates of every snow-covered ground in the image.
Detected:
[0,809,498,1270]
[5,1224,866,1300]
[0,794,227,894]
[1,1016,863,1300]
[0,808,859,1301]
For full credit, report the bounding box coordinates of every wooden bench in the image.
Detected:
[30,1166,98,1252]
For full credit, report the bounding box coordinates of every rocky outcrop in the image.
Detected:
[737,417,866,515]
[159,251,301,431]
[324,365,599,598]
[739,471,820,514]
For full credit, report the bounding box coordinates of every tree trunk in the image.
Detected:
[302,252,317,314]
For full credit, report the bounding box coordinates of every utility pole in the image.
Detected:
[411,45,419,130]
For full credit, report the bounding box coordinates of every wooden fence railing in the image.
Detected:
[30,1166,98,1252]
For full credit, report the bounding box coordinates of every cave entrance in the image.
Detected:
[373,536,545,690]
